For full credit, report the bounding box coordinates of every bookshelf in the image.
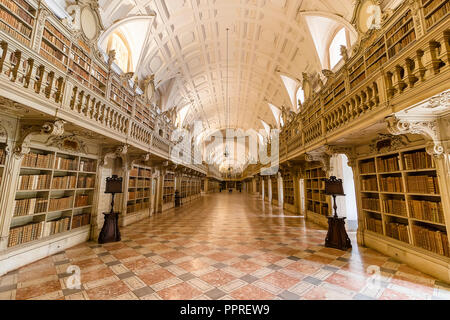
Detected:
[8,148,97,248]
[358,147,449,258]
[135,100,155,130]
[348,57,366,90]
[90,62,107,97]
[385,10,416,59]
[68,39,91,87]
[127,164,151,215]
[163,172,175,206]
[271,176,278,204]
[263,178,269,199]
[40,20,70,72]
[305,165,330,218]
[422,0,449,30]
[283,172,295,206]
[0,0,36,46]
[110,79,133,115]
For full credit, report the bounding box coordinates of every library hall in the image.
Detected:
[0,0,449,302]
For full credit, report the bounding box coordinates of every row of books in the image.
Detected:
[128,191,136,200]
[77,176,95,188]
[307,169,326,178]
[361,177,378,191]
[385,222,409,243]
[425,0,449,28]
[379,176,403,192]
[388,28,416,58]
[45,20,70,45]
[0,148,5,165]
[69,60,90,81]
[403,151,434,170]
[8,221,44,247]
[366,54,387,75]
[138,168,152,177]
[127,201,150,214]
[129,179,151,188]
[412,224,449,257]
[409,200,444,224]
[0,0,34,25]
[71,213,90,229]
[55,157,78,170]
[42,29,69,57]
[164,181,175,187]
[14,197,47,216]
[44,216,70,237]
[0,19,30,45]
[382,199,407,216]
[39,45,67,71]
[52,175,76,189]
[362,197,380,211]
[386,10,412,40]
[360,160,376,174]
[22,152,53,168]
[79,159,96,172]
[366,216,383,234]
[17,174,50,190]
[0,9,32,35]
[377,156,400,172]
[386,16,414,47]
[74,194,89,207]
[48,195,73,212]
[406,175,440,194]
[71,43,91,64]
[163,194,174,204]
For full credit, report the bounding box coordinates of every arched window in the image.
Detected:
[107,31,133,73]
[329,28,347,69]
[296,87,305,108]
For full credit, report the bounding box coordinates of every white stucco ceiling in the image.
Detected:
[98,0,355,132]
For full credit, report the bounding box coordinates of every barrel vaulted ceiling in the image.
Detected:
[97,0,356,131]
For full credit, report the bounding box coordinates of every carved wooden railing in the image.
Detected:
[279,2,450,162]
[0,1,207,174]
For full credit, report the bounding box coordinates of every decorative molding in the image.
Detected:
[386,116,444,156]
[305,152,331,172]
[45,133,88,154]
[424,91,450,109]
[100,144,128,167]
[14,120,66,159]
[368,133,410,153]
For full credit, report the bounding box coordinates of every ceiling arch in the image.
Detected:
[97,0,356,132]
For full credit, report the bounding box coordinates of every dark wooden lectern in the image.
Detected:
[323,176,352,251]
[98,175,122,244]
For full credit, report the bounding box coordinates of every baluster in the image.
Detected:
[77,91,85,113]
[44,71,54,99]
[9,50,22,82]
[0,41,7,73]
[34,65,45,94]
[82,94,90,115]
[70,87,78,109]
[23,58,34,88]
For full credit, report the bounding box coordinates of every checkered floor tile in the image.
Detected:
[0,193,449,300]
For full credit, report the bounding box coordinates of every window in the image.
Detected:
[296,87,305,108]
[329,28,347,69]
[107,31,133,73]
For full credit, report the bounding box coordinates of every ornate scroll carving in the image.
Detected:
[14,120,66,159]
[100,144,128,168]
[305,152,331,172]
[386,116,444,156]
[45,133,88,154]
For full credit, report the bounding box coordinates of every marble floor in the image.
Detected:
[0,193,449,300]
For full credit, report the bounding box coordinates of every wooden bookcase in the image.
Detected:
[305,165,330,221]
[271,176,278,204]
[135,99,155,130]
[358,146,449,258]
[40,20,70,72]
[127,165,151,215]
[163,172,175,208]
[90,62,107,97]
[0,0,36,46]
[9,147,97,248]
[422,0,449,30]
[110,78,133,115]
[68,39,91,87]
[385,9,416,59]
[283,172,295,206]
